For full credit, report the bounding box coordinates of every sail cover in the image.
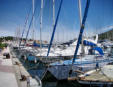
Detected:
[33,41,48,47]
[92,47,104,55]
[83,40,97,46]
[33,41,40,47]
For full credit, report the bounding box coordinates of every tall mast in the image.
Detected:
[53,0,55,27]
[19,8,30,48]
[78,0,84,55]
[16,27,20,47]
[32,0,35,41]
[78,0,82,26]
[47,0,63,56]
[40,0,43,55]
[72,0,90,65]
[53,0,55,47]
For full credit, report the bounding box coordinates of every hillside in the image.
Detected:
[99,29,113,41]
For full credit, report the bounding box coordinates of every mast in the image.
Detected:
[19,9,30,48]
[40,0,43,55]
[53,0,55,27]
[32,0,35,41]
[24,5,36,46]
[78,0,85,55]
[72,0,90,65]
[78,0,82,26]
[53,0,56,48]
[16,27,21,47]
[47,0,63,56]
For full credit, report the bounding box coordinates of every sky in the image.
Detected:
[0,0,113,42]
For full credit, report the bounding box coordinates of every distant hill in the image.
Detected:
[98,28,113,41]
[0,36,13,42]
[0,36,33,42]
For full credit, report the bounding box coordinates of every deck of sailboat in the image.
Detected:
[78,67,113,85]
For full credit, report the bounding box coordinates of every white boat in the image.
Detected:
[47,54,113,80]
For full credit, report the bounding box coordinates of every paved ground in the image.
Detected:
[0,47,41,87]
[0,47,18,87]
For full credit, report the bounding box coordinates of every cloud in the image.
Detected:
[98,25,113,34]
[0,25,22,37]
[0,27,14,36]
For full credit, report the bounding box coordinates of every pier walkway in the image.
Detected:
[0,46,41,87]
[0,47,18,87]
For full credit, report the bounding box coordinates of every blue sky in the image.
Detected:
[0,0,113,42]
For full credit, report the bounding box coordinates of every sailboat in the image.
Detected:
[44,0,113,80]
